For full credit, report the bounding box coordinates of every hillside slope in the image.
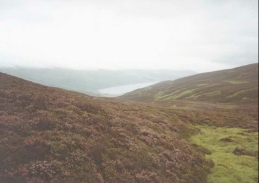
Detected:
[0,73,214,183]
[121,63,258,103]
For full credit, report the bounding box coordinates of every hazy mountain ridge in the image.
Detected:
[121,63,258,103]
[0,68,196,96]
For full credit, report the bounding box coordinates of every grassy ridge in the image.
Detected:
[121,63,258,103]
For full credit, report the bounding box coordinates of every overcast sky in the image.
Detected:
[0,0,258,72]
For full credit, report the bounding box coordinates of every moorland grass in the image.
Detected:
[155,89,198,100]
[225,80,249,84]
[190,125,258,183]
[227,87,258,99]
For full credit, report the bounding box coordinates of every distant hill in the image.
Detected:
[121,63,258,103]
[0,72,214,182]
[0,68,196,96]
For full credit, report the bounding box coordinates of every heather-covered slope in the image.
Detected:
[0,73,214,183]
[121,63,258,103]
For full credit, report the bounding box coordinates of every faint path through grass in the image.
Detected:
[190,125,258,183]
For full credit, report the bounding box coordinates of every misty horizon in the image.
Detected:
[0,62,257,74]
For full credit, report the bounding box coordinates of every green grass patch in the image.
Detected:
[186,94,201,100]
[225,80,249,84]
[190,125,258,183]
[154,91,165,100]
[171,89,197,99]
[204,91,222,97]
[154,89,185,100]
[197,84,209,87]
[227,87,257,98]
[160,88,198,100]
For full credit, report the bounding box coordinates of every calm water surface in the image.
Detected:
[98,82,157,96]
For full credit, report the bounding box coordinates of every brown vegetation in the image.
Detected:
[0,73,215,183]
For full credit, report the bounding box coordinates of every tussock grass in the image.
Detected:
[191,125,258,183]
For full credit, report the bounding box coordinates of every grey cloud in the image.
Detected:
[211,45,258,66]
[0,0,257,72]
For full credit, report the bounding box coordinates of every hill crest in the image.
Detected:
[121,63,258,103]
